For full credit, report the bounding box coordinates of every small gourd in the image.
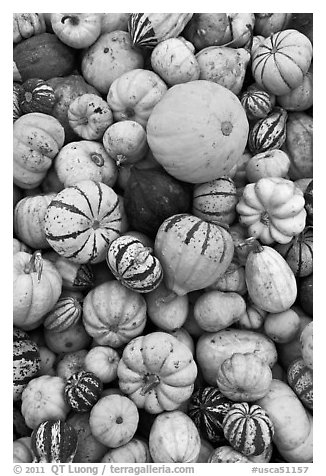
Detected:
[51,13,102,49]
[64,370,103,413]
[248,107,288,155]
[287,358,313,411]
[13,328,40,402]
[240,83,276,121]
[31,419,78,462]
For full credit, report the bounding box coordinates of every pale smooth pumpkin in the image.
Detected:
[51,13,102,49]
[264,309,301,343]
[84,346,120,384]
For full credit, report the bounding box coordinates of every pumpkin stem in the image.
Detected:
[91,153,104,167]
[236,237,264,254]
[61,15,80,26]
[140,374,160,395]
[24,250,43,283]
[156,290,178,304]
[116,154,127,167]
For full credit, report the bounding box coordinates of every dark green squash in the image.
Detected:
[298,274,313,317]
[123,167,192,238]
[19,78,55,115]
[274,227,313,278]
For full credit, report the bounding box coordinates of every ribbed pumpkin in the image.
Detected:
[50,13,102,49]
[248,107,288,155]
[64,371,103,413]
[240,83,276,121]
[154,214,234,296]
[44,180,124,264]
[287,358,313,411]
[19,78,55,115]
[13,328,40,402]
[84,346,120,384]
[251,30,313,96]
[188,387,233,445]
[147,80,249,184]
[13,13,46,44]
[43,251,94,290]
[274,227,313,277]
[31,420,78,463]
[43,297,82,332]
[106,235,163,293]
[123,167,192,238]
[128,13,193,48]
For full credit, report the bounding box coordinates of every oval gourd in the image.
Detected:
[264,309,301,344]
[248,107,288,155]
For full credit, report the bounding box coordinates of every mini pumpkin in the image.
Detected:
[248,107,288,155]
[240,83,276,121]
[64,370,103,413]
[18,78,55,115]
[13,13,46,44]
[84,346,120,384]
[31,419,78,463]
[51,13,102,49]
[245,149,290,182]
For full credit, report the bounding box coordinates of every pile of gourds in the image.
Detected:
[13,13,313,464]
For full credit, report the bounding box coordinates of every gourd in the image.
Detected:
[238,300,266,330]
[254,13,292,37]
[66,413,107,463]
[51,13,102,49]
[13,13,46,43]
[31,419,78,463]
[287,358,313,411]
[37,346,56,377]
[207,260,247,295]
[18,78,55,115]
[13,83,23,122]
[101,13,130,33]
[298,274,313,317]
[208,445,250,463]
[304,180,313,225]
[101,438,151,463]
[13,328,40,401]
[264,309,301,343]
[84,346,120,384]
[43,251,94,290]
[300,322,313,369]
[274,227,313,277]
[13,437,33,463]
[245,150,290,182]
[240,83,276,121]
[183,14,231,50]
[56,349,88,381]
[64,370,103,413]
[277,69,313,111]
[248,107,288,155]
[283,112,313,181]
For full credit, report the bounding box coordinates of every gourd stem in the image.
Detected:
[24,250,43,283]
[61,15,79,26]
[116,154,127,167]
[140,374,160,395]
[91,153,104,167]
[157,290,178,304]
[236,237,264,254]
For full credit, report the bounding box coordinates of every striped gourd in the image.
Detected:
[106,235,163,293]
[44,251,94,290]
[287,358,313,411]
[43,297,82,332]
[19,78,55,114]
[192,177,238,226]
[31,420,78,463]
[240,84,275,121]
[13,328,40,402]
[248,107,287,154]
[64,371,103,413]
[274,227,313,277]
[44,180,124,264]
[13,82,23,122]
[128,13,193,48]
[223,403,274,456]
[188,387,233,445]
[154,214,234,296]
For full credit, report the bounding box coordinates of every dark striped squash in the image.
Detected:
[106,235,163,293]
[248,107,288,154]
[304,180,313,225]
[64,371,103,413]
[188,387,233,445]
[274,227,313,277]
[19,78,55,115]
[192,177,238,226]
[13,328,40,402]
[287,358,313,411]
[44,180,125,264]
[128,13,193,48]
[13,83,23,122]
[223,403,274,456]
[31,419,78,463]
[43,297,82,332]
[240,83,275,121]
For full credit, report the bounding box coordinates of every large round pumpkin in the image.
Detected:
[146,80,249,184]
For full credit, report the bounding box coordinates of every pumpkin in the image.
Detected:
[188,387,232,445]
[192,176,238,225]
[44,180,124,264]
[13,436,33,463]
[56,349,88,381]
[123,167,192,238]
[54,140,118,188]
[287,358,313,411]
[154,214,234,296]
[216,352,272,401]
[89,394,139,448]
[13,328,40,402]
[101,438,151,463]
[208,445,250,463]
[102,120,148,166]
[304,179,313,225]
[84,346,120,384]
[207,260,247,295]
[67,413,107,463]
[183,14,231,50]
[223,403,274,456]
[37,346,56,377]
[81,31,144,94]
[194,290,246,332]
[245,149,290,182]
[298,274,313,317]
[14,193,56,249]
[31,419,78,463]
[254,13,292,37]
[13,251,62,330]
[13,33,75,82]
[82,280,147,347]
[106,68,168,128]
[117,332,197,414]
[274,227,313,277]
[251,30,313,96]
[21,375,70,429]
[13,82,23,122]
[277,69,313,111]
[151,37,200,85]
[149,410,200,463]
[248,107,288,155]
[13,112,65,189]
[64,370,103,413]
[51,13,102,49]
[300,322,313,369]
[18,78,55,115]
[264,308,301,344]
[68,93,114,141]
[101,13,130,33]
[13,13,46,43]
[128,13,193,48]
[43,251,94,290]
[44,313,91,355]
[283,112,313,180]
[196,328,277,385]
[106,235,163,293]
[257,379,313,462]
[147,80,249,184]
[165,327,195,354]
[237,178,306,245]
[240,83,276,121]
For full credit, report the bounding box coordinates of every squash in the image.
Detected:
[13,328,40,402]
[21,375,70,429]
[254,13,292,37]
[149,410,200,463]
[43,251,94,290]
[107,68,168,128]
[13,83,23,122]
[248,107,288,155]
[31,419,78,463]
[101,13,130,33]
[13,238,31,255]
[245,149,290,182]
[54,140,118,188]
[298,274,313,317]
[44,317,91,354]
[101,438,151,463]
[264,309,301,344]
[13,112,65,189]
[240,83,276,121]
[68,93,113,141]
[183,14,231,50]
[13,13,46,43]
[56,349,88,381]
[154,214,234,296]
[19,78,55,115]
[84,346,120,384]
[147,80,249,184]
[256,379,313,462]
[51,13,102,49]
[165,327,194,354]
[300,322,313,369]
[117,332,197,414]
[67,412,107,463]
[13,251,62,330]
[64,370,103,413]
[13,33,75,82]
[252,30,313,96]
[207,260,247,295]
[196,328,277,385]
[283,112,313,181]
[89,394,139,447]
[82,280,147,347]
[274,227,313,277]
[81,31,144,94]
[238,300,266,330]
[287,358,313,411]
[208,445,250,463]
[13,437,33,463]
[277,69,313,112]
[44,180,124,264]
[304,179,313,225]
[36,346,56,377]
[223,403,274,456]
